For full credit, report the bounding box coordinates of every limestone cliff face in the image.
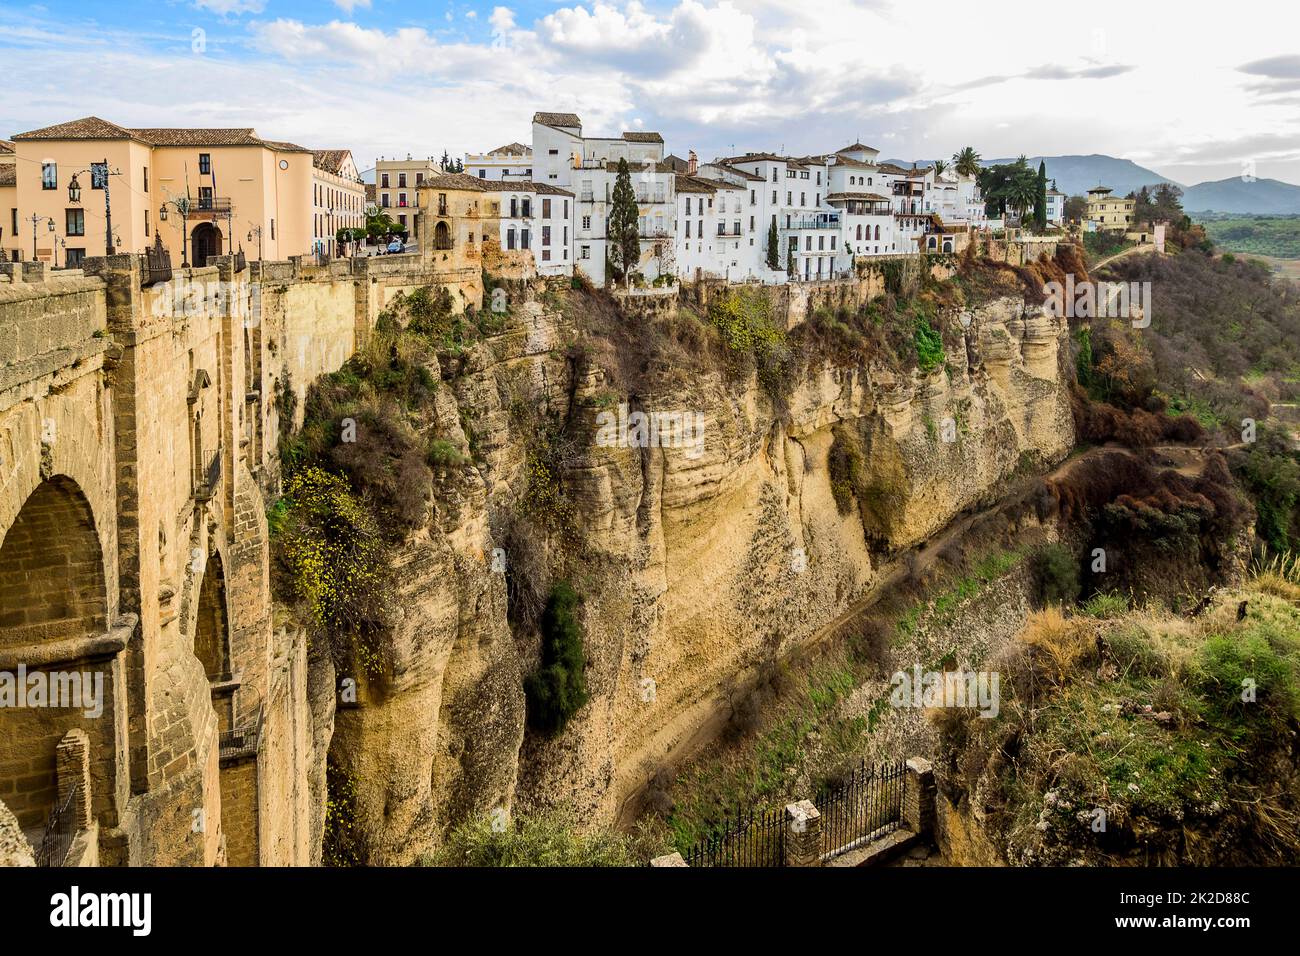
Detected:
[322,292,1074,860]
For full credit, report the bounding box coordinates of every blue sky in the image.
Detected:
[4,1,1298,187]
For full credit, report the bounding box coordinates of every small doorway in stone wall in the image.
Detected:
[191,223,222,267]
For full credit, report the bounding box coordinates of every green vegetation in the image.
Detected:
[1032,542,1081,606]
[1081,591,1129,618]
[524,581,590,734]
[913,316,945,373]
[322,761,363,867]
[1198,215,1300,259]
[941,583,1300,864]
[707,287,794,403]
[607,158,640,284]
[427,809,665,867]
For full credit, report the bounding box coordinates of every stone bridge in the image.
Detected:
[0,251,480,866]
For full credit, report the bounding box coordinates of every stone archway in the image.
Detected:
[191,223,222,267]
[0,476,111,833]
[192,550,236,734]
[434,220,452,250]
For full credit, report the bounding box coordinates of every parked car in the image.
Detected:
[386,239,403,254]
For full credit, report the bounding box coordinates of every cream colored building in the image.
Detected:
[1,139,15,261]
[375,155,438,241]
[6,116,313,267]
[311,149,366,258]
[1085,185,1135,233]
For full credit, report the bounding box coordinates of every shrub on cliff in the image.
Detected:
[524,581,590,735]
[1032,542,1081,606]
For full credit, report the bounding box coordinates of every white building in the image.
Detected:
[674,162,755,281]
[531,111,676,285]
[492,180,573,276]
[1046,186,1066,225]
[465,142,533,182]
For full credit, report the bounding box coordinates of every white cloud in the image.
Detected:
[3,0,1298,186]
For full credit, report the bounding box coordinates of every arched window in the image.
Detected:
[856,224,862,240]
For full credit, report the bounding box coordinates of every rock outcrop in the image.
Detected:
[319,290,1075,861]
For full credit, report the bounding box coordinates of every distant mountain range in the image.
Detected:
[882,153,1300,215]
[1181,178,1300,215]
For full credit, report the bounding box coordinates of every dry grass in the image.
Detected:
[1015,607,1092,684]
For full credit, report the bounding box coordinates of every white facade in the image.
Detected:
[1046,188,1065,224]
[492,183,573,276]
[465,142,533,182]
[674,175,758,281]
[531,112,675,285]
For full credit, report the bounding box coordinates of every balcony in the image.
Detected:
[187,196,232,220]
[785,215,841,230]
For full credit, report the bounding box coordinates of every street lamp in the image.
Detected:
[26,214,54,261]
[246,224,263,261]
[158,195,192,268]
[66,160,117,255]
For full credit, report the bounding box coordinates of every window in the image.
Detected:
[542,249,551,262]
[65,248,85,268]
[580,245,590,259]
[787,192,792,205]
[271,219,276,239]
[416,173,424,185]
[749,216,754,230]
[548,148,558,155]
[399,192,407,207]
[398,214,406,228]
[800,193,806,206]
[381,193,390,207]
[11,209,17,236]
[817,171,821,185]
[582,215,591,230]
[685,221,691,238]
[542,225,551,246]
[771,190,777,204]
[199,153,211,174]
[750,189,756,204]
[771,168,777,182]
[521,199,531,218]
[199,186,213,208]
[478,170,486,178]
[144,167,149,193]
[398,173,407,188]
[805,236,812,251]
[145,208,150,237]
[542,198,551,218]
[733,220,740,235]
[507,229,516,250]
[65,208,84,236]
[521,229,530,249]
[381,173,390,188]
[510,197,518,218]
[42,163,57,189]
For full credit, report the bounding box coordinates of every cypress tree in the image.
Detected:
[608,158,641,285]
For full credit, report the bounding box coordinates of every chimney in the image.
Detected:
[688,150,698,175]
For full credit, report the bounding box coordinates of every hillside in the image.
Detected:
[1184,177,1300,215]
[980,154,1175,197]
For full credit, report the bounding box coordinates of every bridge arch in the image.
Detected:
[0,475,114,833]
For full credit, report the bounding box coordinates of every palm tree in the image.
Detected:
[1007,170,1038,224]
[952,146,981,178]
[933,159,948,176]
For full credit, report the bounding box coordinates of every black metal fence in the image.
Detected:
[36,783,80,867]
[679,804,786,867]
[142,236,173,287]
[673,758,906,866]
[814,759,905,860]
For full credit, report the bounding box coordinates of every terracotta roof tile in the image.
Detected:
[533,111,582,129]
[312,149,354,175]
[0,139,15,153]
[13,116,140,142]
[488,142,530,156]
[0,166,14,187]
[623,131,664,143]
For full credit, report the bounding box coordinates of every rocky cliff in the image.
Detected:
[312,285,1075,863]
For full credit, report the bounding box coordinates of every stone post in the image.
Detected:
[784,799,822,867]
[903,757,935,836]
[650,852,687,867]
[55,728,93,830]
